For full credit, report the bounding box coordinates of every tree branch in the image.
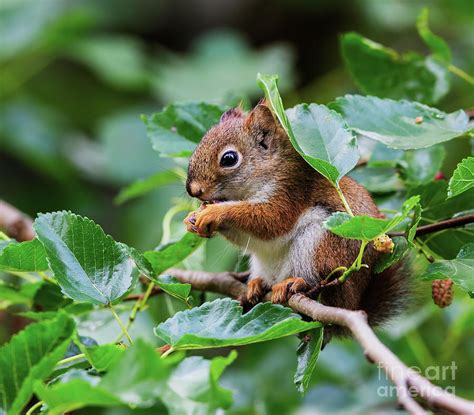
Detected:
[389,214,474,238]
[167,268,474,415]
[0,200,35,241]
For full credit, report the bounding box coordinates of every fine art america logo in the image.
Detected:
[377,362,457,398]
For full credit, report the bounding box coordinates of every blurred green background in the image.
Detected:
[1,0,473,414]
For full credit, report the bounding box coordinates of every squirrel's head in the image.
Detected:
[186,103,294,202]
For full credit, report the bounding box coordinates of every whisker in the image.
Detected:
[234,236,251,272]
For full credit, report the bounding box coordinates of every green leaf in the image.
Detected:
[399,145,446,185]
[17,311,63,321]
[132,248,192,303]
[63,302,94,316]
[294,327,324,394]
[407,203,422,245]
[0,238,14,254]
[97,109,166,185]
[162,351,237,415]
[256,73,289,130]
[82,344,125,372]
[36,340,235,415]
[425,227,474,260]
[154,298,321,350]
[35,339,172,413]
[51,368,100,385]
[143,102,226,158]
[153,30,294,102]
[144,232,204,276]
[33,282,72,311]
[286,104,359,182]
[34,211,135,305]
[423,244,474,297]
[18,303,93,322]
[332,95,471,149]
[374,237,410,273]
[115,169,183,204]
[67,35,150,90]
[257,73,358,184]
[367,143,445,186]
[349,166,403,194]
[367,142,404,168]
[0,281,42,310]
[99,339,172,405]
[0,285,31,309]
[0,101,75,180]
[416,8,451,64]
[0,239,48,272]
[0,0,71,60]
[0,313,75,415]
[324,196,420,241]
[409,181,474,258]
[34,379,123,415]
[340,32,449,104]
[411,181,473,221]
[154,275,192,303]
[448,157,474,198]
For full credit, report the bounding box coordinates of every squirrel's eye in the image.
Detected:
[220,150,239,168]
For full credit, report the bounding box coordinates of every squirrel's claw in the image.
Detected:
[271,277,308,304]
[183,211,198,234]
[193,204,224,238]
[239,277,268,312]
[184,209,215,238]
[288,277,308,294]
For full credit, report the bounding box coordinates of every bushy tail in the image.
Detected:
[360,257,414,327]
[321,257,415,345]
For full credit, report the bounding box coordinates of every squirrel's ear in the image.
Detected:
[244,104,277,136]
[220,107,244,123]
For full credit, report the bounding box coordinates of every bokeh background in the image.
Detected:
[1,0,473,414]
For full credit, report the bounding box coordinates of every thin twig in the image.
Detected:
[56,353,86,366]
[335,185,354,216]
[25,400,44,415]
[116,281,158,343]
[338,240,368,282]
[389,214,474,237]
[167,268,474,415]
[448,65,474,85]
[109,304,133,345]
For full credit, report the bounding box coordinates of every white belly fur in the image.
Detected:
[220,206,329,286]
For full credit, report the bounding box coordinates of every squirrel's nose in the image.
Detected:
[187,181,204,198]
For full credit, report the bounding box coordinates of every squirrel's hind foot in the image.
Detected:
[271,277,309,304]
[239,277,268,312]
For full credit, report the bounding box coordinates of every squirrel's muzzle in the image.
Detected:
[186,180,204,199]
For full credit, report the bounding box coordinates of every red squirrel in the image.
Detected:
[184,103,410,332]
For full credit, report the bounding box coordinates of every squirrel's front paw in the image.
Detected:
[183,211,199,234]
[192,203,226,238]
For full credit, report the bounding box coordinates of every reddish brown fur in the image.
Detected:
[271,277,308,304]
[185,103,411,331]
[240,277,267,309]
